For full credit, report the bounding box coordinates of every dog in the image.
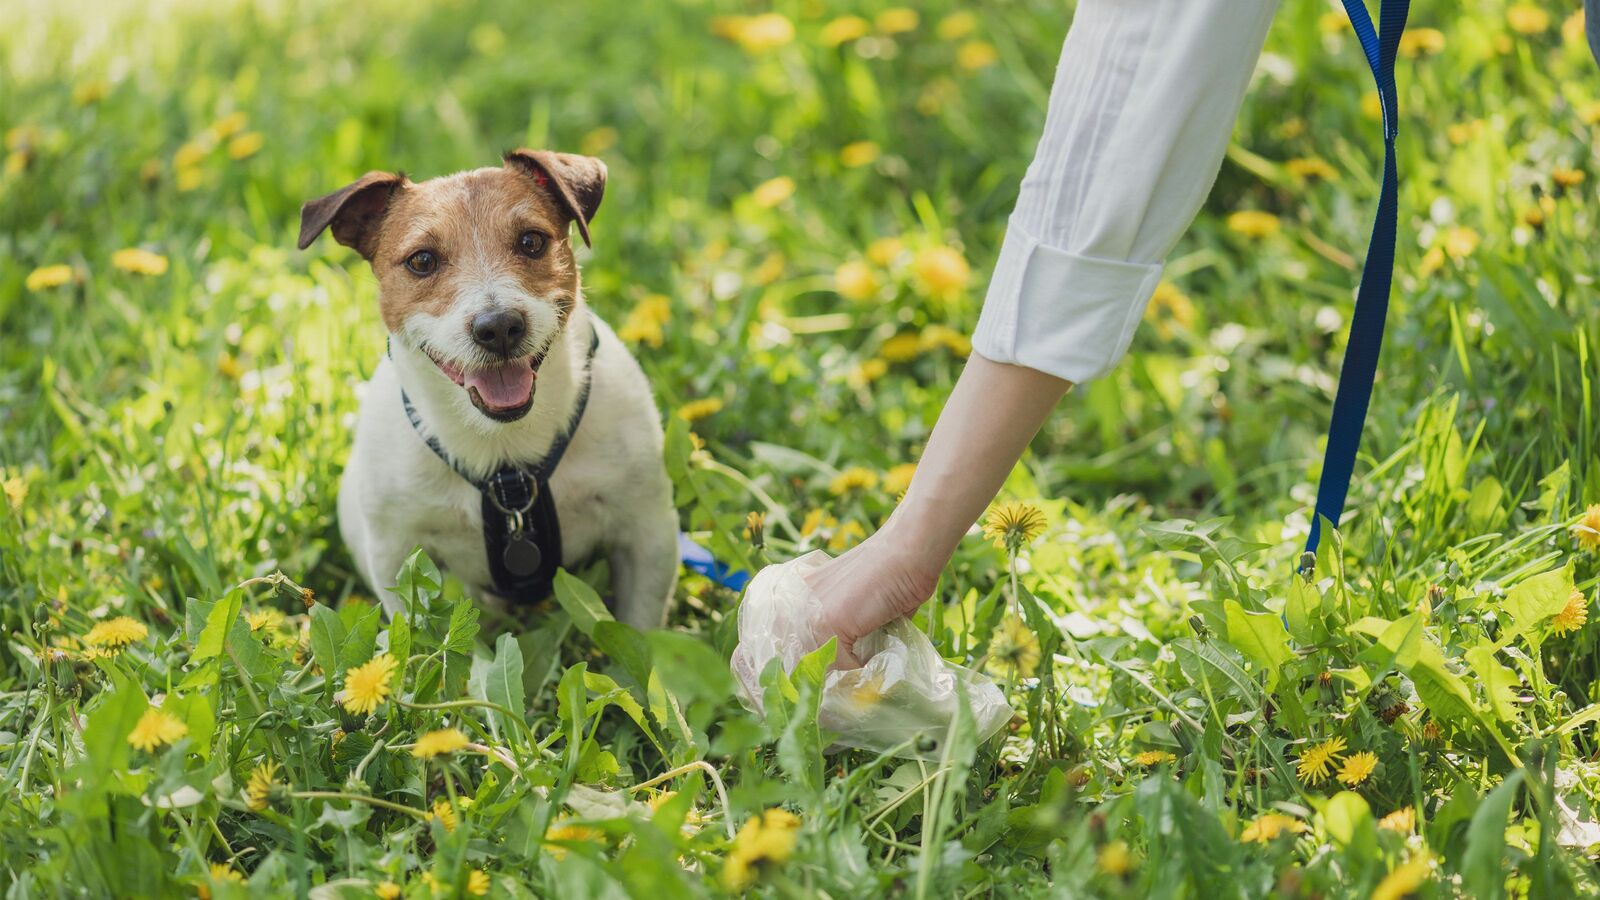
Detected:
[298,149,677,630]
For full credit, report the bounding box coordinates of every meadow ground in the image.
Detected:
[3,0,1600,896]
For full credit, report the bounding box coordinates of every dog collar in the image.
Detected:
[396,314,601,604]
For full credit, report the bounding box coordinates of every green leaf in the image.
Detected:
[593,620,653,694]
[337,602,382,673]
[1322,791,1375,856]
[1465,643,1521,725]
[1284,576,1323,644]
[484,632,527,726]
[1223,599,1293,690]
[386,613,412,682]
[1461,771,1524,899]
[192,588,243,664]
[395,547,442,613]
[553,568,613,637]
[308,603,347,696]
[1501,564,1576,643]
[164,692,215,759]
[79,675,145,789]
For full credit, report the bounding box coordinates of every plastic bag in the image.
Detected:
[730,551,1012,759]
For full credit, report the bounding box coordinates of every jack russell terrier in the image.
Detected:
[298,149,677,630]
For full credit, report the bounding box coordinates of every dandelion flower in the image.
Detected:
[619,294,670,347]
[1318,11,1349,32]
[1398,27,1446,57]
[1574,504,1600,551]
[1286,157,1337,180]
[919,324,971,356]
[956,41,999,71]
[466,870,490,896]
[866,236,903,266]
[722,809,801,891]
[128,707,188,752]
[1442,226,1479,260]
[838,141,880,168]
[412,727,470,759]
[1145,280,1196,338]
[676,397,724,422]
[750,176,795,208]
[429,798,460,832]
[341,653,399,715]
[912,245,970,300]
[199,863,244,899]
[1581,102,1600,125]
[245,609,285,632]
[111,248,169,276]
[829,467,878,496]
[1097,840,1133,877]
[227,132,264,160]
[875,8,919,34]
[882,463,917,496]
[1337,751,1378,786]
[375,883,402,900]
[1507,4,1550,34]
[211,112,248,140]
[1553,167,1586,189]
[1132,750,1177,767]
[827,520,866,551]
[85,616,148,648]
[726,13,794,53]
[1296,736,1347,784]
[878,332,923,363]
[1361,90,1384,120]
[987,615,1042,680]
[1378,806,1416,833]
[4,474,28,508]
[819,15,869,47]
[1372,855,1432,900]
[545,817,604,860]
[800,509,837,538]
[744,511,766,547]
[1226,210,1280,238]
[833,260,878,301]
[983,501,1048,552]
[847,358,889,388]
[937,11,978,41]
[26,264,74,291]
[1553,590,1589,636]
[245,760,279,812]
[1239,813,1309,843]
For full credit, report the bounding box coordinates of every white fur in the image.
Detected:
[339,308,678,630]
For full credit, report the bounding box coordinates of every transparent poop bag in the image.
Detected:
[730,551,1013,760]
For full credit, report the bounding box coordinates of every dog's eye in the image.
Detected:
[404,250,438,276]
[517,231,548,259]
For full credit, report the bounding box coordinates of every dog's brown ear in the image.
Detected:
[503,149,607,247]
[297,171,407,259]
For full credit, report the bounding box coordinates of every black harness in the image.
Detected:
[398,319,600,603]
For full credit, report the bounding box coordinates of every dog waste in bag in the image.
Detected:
[731,551,1012,759]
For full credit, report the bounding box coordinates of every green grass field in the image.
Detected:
[4,0,1600,896]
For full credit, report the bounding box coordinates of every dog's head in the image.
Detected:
[298,149,606,423]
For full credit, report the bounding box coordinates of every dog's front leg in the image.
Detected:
[606,502,678,631]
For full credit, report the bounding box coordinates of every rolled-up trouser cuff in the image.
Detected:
[972,219,1165,383]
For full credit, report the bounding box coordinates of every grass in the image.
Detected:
[2,0,1599,896]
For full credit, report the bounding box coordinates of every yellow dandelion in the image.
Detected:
[919,324,971,356]
[875,8,919,34]
[177,166,204,192]
[1443,226,1480,260]
[1575,504,1600,550]
[173,140,210,170]
[1378,806,1416,833]
[1318,10,1349,32]
[412,727,470,759]
[839,140,880,168]
[1239,813,1309,843]
[545,817,604,860]
[751,251,785,286]
[1507,4,1550,34]
[431,798,459,832]
[912,244,970,299]
[211,112,248,140]
[847,357,889,388]
[466,869,490,896]
[1337,751,1378,786]
[1398,27,1446,57]
[375,882,401,900]
[227,132,264,161]
[819,15,869,47]
[743,511,766,546]
[722,809,801,891]
[883,462,917,496]
[829,466,879,496]
[1580,102,1600,125]
[72,79,108,105]
[26,264,74,291]
[879,332,924,363]
[1227,210,1281,238]
[956,40,999,71]
[1097,840,1134,877]
[1418,245,1446,276]
[1553,167,1586,189]
[834,260,879,301]
[1295,735,1347,785]
[85,616,149,648]
[200,863,244,898]
[1447,119,1485,145]
[728,13,795,53]
[1566,9,1588,44]
[341,653,399,715]
[1554,589,1590,636]
[245,609,285,632]
[987,615,1042,680]
[245,760,279,812]
[1132,750,1177,767]
[750,175,795,208]
[111,248,169,276]
[618,294,671,348]
[827,520,866,551]
[676,397,724,422]
[1286,157,1338,180]
[937,11,978,41]
[1523,205,1546,228]
[983,501,1048,552]
[866,236,904,266]
[1372,855,1432,900]
[1145,280,1196,338]
[800,508,837,538]
[128,707,188,752]
[1361,89,1384,120]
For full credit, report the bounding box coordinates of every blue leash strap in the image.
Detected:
[679,533,751,591]
[1302,0,1410,566]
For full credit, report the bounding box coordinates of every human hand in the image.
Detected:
[806,522,940,668]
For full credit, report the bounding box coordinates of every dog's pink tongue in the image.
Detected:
[464,363,534,409]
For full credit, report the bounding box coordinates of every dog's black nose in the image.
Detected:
[470,310,526,357]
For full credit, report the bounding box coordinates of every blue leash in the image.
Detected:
[1302,0,1410,568]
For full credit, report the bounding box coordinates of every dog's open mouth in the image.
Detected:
[427,349,548,422]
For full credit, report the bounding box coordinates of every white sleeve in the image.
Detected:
[972,0,1281,383]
